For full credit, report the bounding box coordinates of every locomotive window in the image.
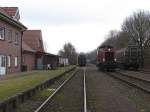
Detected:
[105,52,114,61]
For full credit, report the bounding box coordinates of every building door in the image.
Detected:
[0,55,6,75]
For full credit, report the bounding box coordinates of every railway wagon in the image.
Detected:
[96,45,117,71]
[78,54,86,67]
[116,44,140,70]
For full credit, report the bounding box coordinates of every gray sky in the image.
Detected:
[0,0,150,54]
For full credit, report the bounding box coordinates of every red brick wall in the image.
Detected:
[0,20,22,74]
[22,52,35,71]
[22,30,45,52]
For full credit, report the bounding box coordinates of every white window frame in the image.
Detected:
[8,30,12,42]
[0,28,5,40]
[14,56,18,67]
[15,32,19,44]
[7,55,11,67]
[22,55,25,63]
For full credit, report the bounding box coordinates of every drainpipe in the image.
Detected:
[20,29,26,72]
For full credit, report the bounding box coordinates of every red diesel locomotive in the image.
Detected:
[96,45,117,71]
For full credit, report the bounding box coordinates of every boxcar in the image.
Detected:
[116,44,140,70]
[78,54,86,67]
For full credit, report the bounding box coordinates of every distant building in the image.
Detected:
[43,53,59,69]
[0,7,27,75]
[58,56,69,66]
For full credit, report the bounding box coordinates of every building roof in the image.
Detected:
[22,30,45,52]
[0,7,26,30]
[45,52,58,57]
[0,7,10,17]
[2,7,18,17]
[22,41,36,53]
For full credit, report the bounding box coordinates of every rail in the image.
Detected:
[84,67,87,112]
[107,71,150,94]
[34,69,78,112]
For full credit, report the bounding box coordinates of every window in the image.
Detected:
[105,52,114,61]
[7,30,12,42]
[7,56,11,67]
[22,56,25,63]
[15,56,18,67]
[0,28,5,40]
[1,56,6,67]
[15,33,19,44]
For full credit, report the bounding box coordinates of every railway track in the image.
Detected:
[107,71,150,94]
[138,70,150,74]
[34,67,87,112]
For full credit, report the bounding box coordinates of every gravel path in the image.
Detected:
[86,66,136,112]
[40,68,84,112]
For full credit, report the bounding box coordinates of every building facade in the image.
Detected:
[0,7,26,75]
[22,30,59,71]
[22,30,45,70]
[22,41,36,71]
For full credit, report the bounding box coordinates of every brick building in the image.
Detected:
[22,41,36,71]
[22,30,44,70]
[22,30,59,71]
[0,7,26,75]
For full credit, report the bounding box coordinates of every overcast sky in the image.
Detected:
[0,0,150,54]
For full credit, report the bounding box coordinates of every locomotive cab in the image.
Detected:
[96,45,117,71]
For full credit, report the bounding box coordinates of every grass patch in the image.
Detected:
[0,66,75,101]
[33,88,55,100]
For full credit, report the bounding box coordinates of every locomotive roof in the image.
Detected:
[116,48,127,53]
[98,45,113,49]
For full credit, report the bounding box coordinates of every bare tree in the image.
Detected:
[58,42,78,65]
[122,10,150,67]
[86,49,97,63]
[115,31,130,49]
[102,30,119,47]
[101,30,129,49]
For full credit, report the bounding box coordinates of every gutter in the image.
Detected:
[21,29,27,72]
[0,12,27,30]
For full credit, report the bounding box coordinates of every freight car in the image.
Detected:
[78,54,86,67]
[116,44,140,70]
[96,45,117,71]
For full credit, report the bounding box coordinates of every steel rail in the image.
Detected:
[34,69,78,112]
[138,70,150,74]
[84,67,87,112]
[107,72,150,94]
[116,71,150,83]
